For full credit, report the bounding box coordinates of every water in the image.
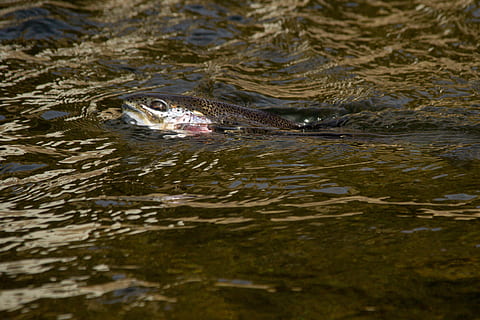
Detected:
[1,0,480,318]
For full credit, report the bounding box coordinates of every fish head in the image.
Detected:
[122,94,212,132]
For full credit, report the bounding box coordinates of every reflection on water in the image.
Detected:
[1,0,480,318]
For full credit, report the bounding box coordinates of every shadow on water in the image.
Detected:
[1,0,480,319]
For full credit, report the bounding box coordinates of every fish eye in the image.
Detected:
[150,99,169,111]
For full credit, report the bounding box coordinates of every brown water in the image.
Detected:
[1,0,480,318]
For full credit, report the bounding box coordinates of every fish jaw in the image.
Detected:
[122,96,213,132]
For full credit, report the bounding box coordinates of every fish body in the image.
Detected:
[122,94,301,133]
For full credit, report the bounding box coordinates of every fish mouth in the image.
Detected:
[121,101,137,112]
[122,101,153,117]
[122,102,155,125]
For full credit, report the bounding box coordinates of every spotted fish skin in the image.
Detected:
[123,93,302,130]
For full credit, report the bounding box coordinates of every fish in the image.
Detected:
[122,93,345,134]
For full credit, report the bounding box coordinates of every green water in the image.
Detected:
[1,0,480,319]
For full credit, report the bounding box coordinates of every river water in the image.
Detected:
[1,0,480,318]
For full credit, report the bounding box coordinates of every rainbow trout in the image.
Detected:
[122,93,343,133]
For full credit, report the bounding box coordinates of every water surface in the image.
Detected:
[1,0,480,318]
